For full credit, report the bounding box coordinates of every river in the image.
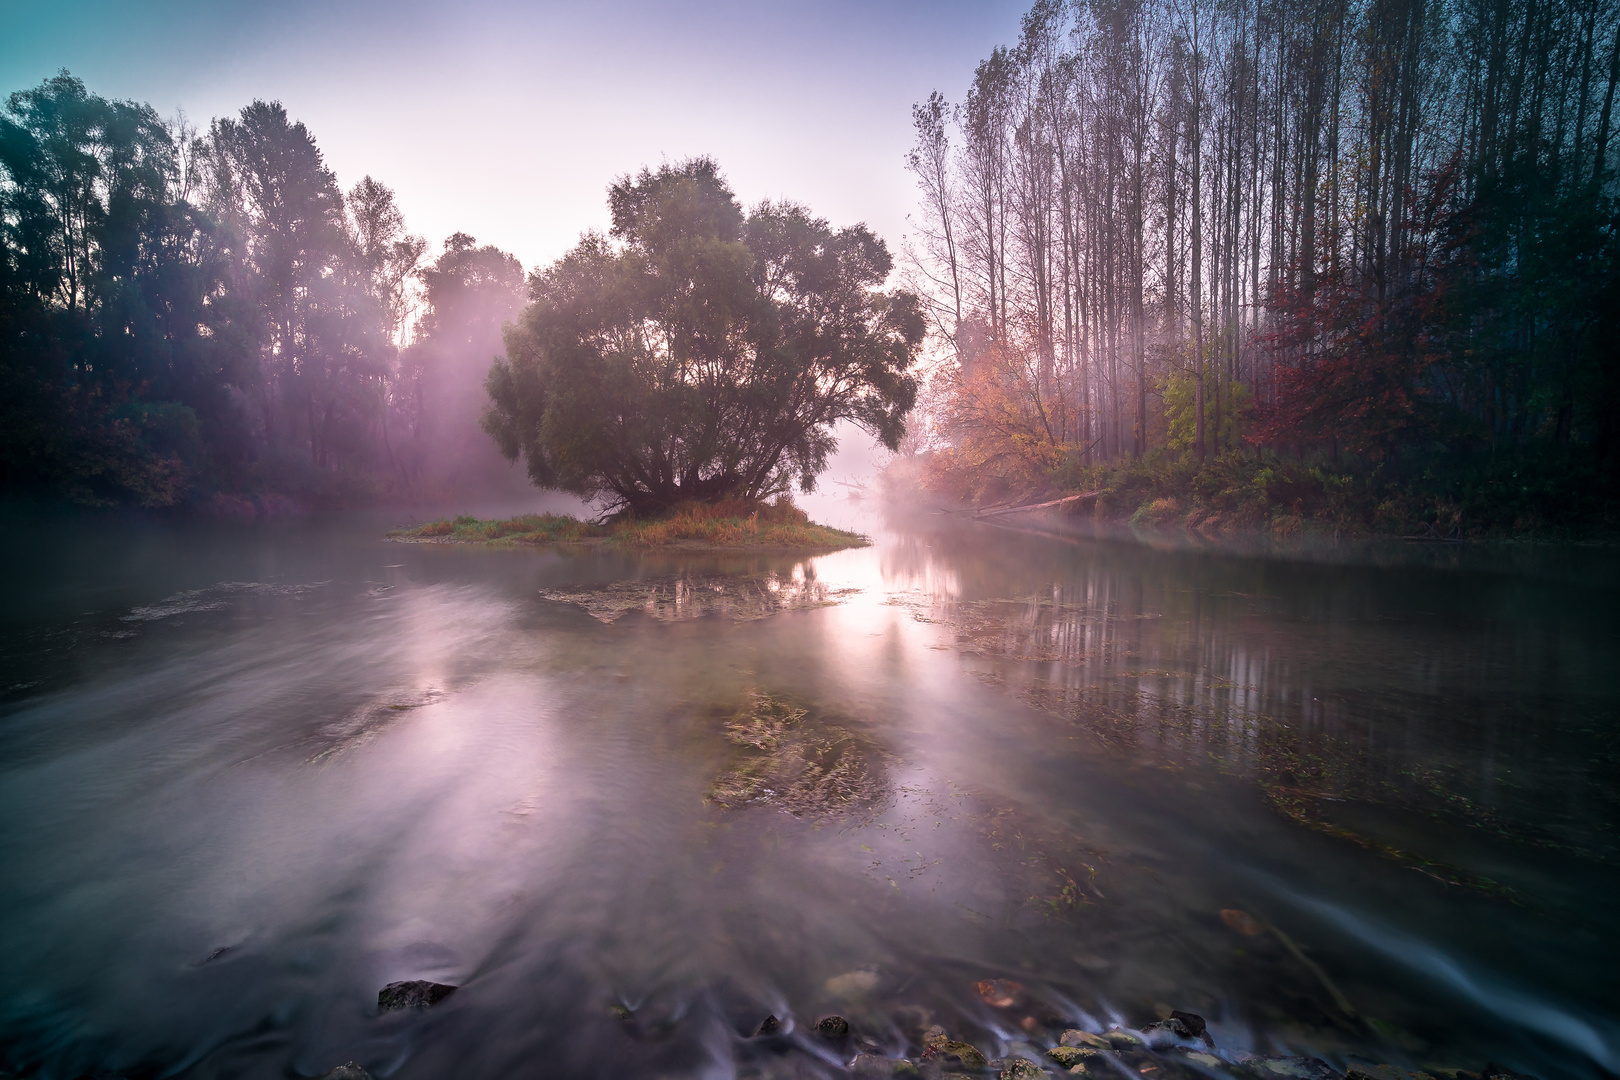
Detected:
[0,498,1615,1080]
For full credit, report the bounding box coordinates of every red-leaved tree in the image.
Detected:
[1251,162,1472,457]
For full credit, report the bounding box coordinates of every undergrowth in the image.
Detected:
[944,443,1620,540]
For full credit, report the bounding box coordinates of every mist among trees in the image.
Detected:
[0,73,524,508]
[905,0,1619,523]
[4,0,1619,536]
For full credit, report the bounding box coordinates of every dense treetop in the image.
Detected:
[483,159,924,514]
[905,0,1620,520]
[0,72,520,506]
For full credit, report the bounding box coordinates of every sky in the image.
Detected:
[1,0,1026,275]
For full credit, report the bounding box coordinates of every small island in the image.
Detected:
[388,500,867,552]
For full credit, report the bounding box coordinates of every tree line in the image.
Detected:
[906,0,1620,495]
[0,72,525,507]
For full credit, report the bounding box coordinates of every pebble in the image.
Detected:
[825,968,882,996]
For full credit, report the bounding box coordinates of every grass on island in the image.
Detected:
[388,497,867,552]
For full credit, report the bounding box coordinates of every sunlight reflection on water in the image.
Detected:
[0,503,1614,1080]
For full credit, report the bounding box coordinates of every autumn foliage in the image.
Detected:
[1250,164,1473,456]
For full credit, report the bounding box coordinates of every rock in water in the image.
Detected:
[1049,1047,1102,1068]
[317,1064,373,1080]
[1346,1066,1439,1080]
[1143,1017,1196,1042]
[754,1014,783,1037]
[919,1038,989,1070]
[851,1056,921,1079]
[1060,1030,1113,1050]
[1172,1010,1213,1046]
[825,968,883,996]
[817,1015,851,1038]
[1244,1057,1345,1080]
[1143,1012,1213,1047]
[975,978,1024,1008]
[1482,1067,1539,1080]
[1000,1059,1045,1080]
[377,980,457,1011]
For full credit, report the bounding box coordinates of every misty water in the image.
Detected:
[0,501,1616,1080]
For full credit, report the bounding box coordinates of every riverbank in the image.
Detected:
[898,446,1619,543]
[387,500,868,552]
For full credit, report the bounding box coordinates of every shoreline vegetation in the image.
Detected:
[890,0,1620,553]
[386,499,867,552]
[897,445,1618,543]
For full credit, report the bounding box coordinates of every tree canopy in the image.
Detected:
[0,71,520,507]
[905,0,1620,493]
[482,158,925,514]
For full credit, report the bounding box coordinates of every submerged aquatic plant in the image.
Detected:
[708,692,888,819]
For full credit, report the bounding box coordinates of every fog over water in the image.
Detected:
[0,494,1614,1080]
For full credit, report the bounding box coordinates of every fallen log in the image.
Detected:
[973,490,1103,519]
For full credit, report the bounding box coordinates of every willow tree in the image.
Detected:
[483,158,925,514]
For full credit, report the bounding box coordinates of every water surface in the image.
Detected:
[0,503,1615,1080]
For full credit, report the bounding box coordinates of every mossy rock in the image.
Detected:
[1104,1029,1147,1050]
[1059,1031,1113,1050]
[921,1040,989,1070]
[1049,1047,1101,1068]
[851,1056,920,1079]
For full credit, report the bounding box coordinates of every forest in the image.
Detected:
[0,72,525,510]
[5,0,1620,539]
[904,0,1620,534]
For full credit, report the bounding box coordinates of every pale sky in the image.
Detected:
[2,0,1025,274]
